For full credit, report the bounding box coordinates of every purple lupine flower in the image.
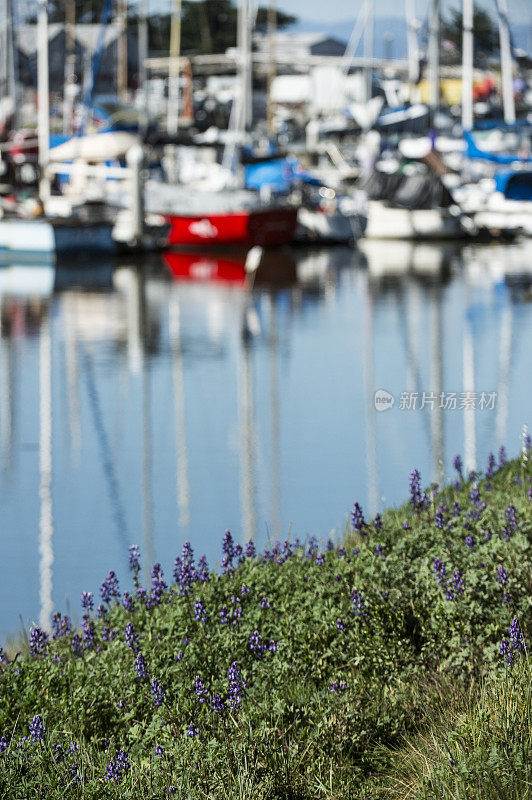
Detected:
[505,505,518,534]
[409,469,428,511]
[218,606,229,624]
[315,552,325,566]
[227,662,246,709]
[453,455,463,475]
[222,530,235,559]
[500,637,513,665]
[120,591,134,612]
[193,600,207,623]
[211,694,226,714]
[351,502,366,533]
[29,626,49,657]
[128,544,140,575]
[0,736,9,756]
[97,603,107,620]
[71,634,83,658]
[498,446,507,468]
[373,514,383,530]
[306,536,318,557]
[452,502,461,517]
[82,620,96,649]
[101,626,116,642]
[375,545,385,560]
[192,675,207,704]
[433,558,446,584]
[187,724,199,738]
[326,539,335,552]
[29,715,45,742]
[434,505,448,530]
[241,583,250,595]
[509,617,525,654]
[500,618,526,666]
[336,619,345,631]
[470,486,480,504]
[248,630,276,657]
[106,749,129,782]
[197,555,209,583]
[53,743,65,762]
[241,539,255,559]
[486,453,496,478]
[155,745,164,756]
[124,622,139,653]
[330,681,348,693]
[100,571,120,604]
[433,558,454,599]
[173,542,198,596]
[260,598,270,609]
[150,678,165,707]
[496,566,508,586]
[134,653,148,681]
[465,535,475,549]
[337,545,346,558]
[352,547,360,556]
[351,589,366,616]
[51,612,62,639]
[452,571,464,594]
[80,592,94,614]
[148,563,167,608]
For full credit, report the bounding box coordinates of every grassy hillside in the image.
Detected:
[0,442,530,799]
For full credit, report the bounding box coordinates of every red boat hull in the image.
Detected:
[164,207,298,248]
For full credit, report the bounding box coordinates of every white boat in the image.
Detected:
[455,171,532,237]
[364,200,468,240]
[0,217,115,259]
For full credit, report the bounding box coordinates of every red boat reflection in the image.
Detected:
[162,251,247,285]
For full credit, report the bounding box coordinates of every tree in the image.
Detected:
[441,7,500,65]
[32,0,296,55]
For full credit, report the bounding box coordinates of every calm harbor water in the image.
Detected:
[1,239,531,641]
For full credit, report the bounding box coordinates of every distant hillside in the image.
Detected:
[289,15,531,59]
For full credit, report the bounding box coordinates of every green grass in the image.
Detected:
[384,654,531,800]
[0,444,530,798]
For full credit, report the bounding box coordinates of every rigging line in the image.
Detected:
[79,340,130,549]
[79,0,114,134]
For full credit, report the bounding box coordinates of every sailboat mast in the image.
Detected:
[167,0,182,136]
[461,0,474,130]
[495,0,516,125]
[266,1,277,138]
[118,0,128,101]
[405,0,418,87]
[138,0,149,136]
[363,0,374,103]
[37,0,50,200]
[63,0,76,133]
[237,0,252,134]
[427,0,440,122]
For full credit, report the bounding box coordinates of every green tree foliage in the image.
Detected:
[37,0,296,54]
[442,7,500,64]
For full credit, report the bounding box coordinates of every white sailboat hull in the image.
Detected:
[364,201,466,240]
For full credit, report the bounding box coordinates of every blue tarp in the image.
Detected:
[464,131,532,165]
[244,158,320,192]
[494,170,532,200]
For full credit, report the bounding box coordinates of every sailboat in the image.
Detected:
[144,0,298,248]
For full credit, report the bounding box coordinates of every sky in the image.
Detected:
[273,0,531,24]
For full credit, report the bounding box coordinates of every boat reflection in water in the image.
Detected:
[1,239,531,640]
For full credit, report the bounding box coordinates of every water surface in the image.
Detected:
[1,239,531,640]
